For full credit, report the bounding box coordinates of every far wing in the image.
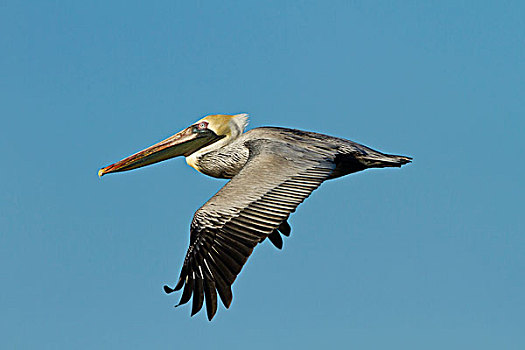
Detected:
[164,141,335,320]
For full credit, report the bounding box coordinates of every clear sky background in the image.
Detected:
[1,1,524,349]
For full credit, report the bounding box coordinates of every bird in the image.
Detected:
[98,113,412,320]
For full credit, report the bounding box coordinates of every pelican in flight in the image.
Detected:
[99,114,411,320]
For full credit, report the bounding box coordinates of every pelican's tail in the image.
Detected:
[359,152,412,168]
[382,154,412,167]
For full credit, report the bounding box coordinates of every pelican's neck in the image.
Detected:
[184,136,231,172]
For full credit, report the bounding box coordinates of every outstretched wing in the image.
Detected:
[164,141,335,320]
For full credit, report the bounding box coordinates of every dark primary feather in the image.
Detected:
[267,230,283,249]
[164,141,335,320]
[265,218,294,249]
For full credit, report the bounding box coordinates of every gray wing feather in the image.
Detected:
[164,141,335,320]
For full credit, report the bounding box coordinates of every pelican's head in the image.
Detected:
[98,113,248,177]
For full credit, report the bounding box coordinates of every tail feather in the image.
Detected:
[385,154,412,167]
[330,141,412,179]
[360,153,412,168]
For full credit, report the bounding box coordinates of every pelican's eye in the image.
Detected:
[197,122,208,130]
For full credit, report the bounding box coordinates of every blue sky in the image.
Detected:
[1,1,524,349]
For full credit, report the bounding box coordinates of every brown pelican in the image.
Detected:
[98,114,411,320]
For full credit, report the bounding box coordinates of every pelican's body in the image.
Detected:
[99,114,411,320]
[187,127,397,179]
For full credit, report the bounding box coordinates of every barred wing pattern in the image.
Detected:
[164,147,335,320]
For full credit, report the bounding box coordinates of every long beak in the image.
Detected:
[98,126,221,177]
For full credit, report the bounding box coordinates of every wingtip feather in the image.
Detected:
[163,285,175,294]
